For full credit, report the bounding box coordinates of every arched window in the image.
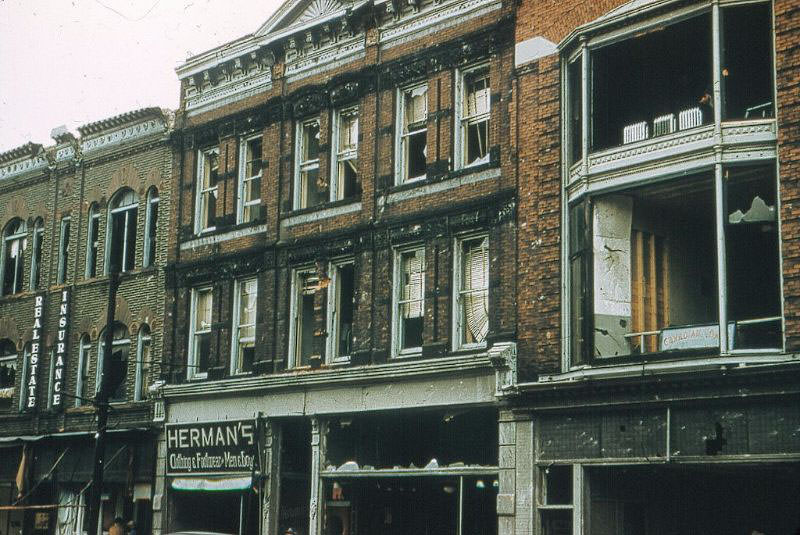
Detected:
[96,323,129,402]
[75,334,92,406]
[2,219,27,295]
[29,218,43,290]
[106,189,138,274]
[143,187,159,268]
[0,339,18,410]
[135,325,151,401]
[85,203,100,278]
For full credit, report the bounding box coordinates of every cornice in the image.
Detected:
[77,107,167,136]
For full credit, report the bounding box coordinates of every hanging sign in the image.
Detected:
[25,293,45,410]
[166,419,257,475]
[51,288,70,409]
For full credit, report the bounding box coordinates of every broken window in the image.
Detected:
[570,163,781,361]
[460,65,491,168]
[291,268,319,367]
[394,247,425,355]
[195,147,219,233]
[398,84,428,183]
[85,204,100,278]
[328,260,355,362]
[590,13,712,151]
[538,466,574,535]
[29,218,43,291]
[188,287,212,379]
[238,135,262,223]
[75,334,91,407]
[567,57,582,166]
[97,323,129,402]
[107,188,138,274]
[57,216,71,284]
[295,119,324,209]
[232,277,257,374]
[143,187,158,268]
[722,3,774,120]
[2,219,27,296]
[333,107,361,200]
[0,339,17,410]
[455,235,489,348]
[135,324,151,401]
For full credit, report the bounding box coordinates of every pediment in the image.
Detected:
[256,0,354,37]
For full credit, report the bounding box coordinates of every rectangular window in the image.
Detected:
[57,216,71,284]
[231,278,257,374]
[238,136,263,223]
[295,120,323,209]
[459,65,491,168]
[75,336,91,407]
[86,207,100,278]
[135,329,151,401]
[290,268,318,367]
[30,222,43,290]
[143,190,159,268]
[195,148,219,233]
[331,108,360,201]
[455,235,489,349]
[538,466,574,535]
[327,260,355,362]
[2,221,27,296]
[393,247,425,356]
[397,84,428,183]
[567,57,582,166]
[188,287,213,379]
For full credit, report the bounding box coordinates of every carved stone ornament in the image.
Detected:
[330,80,361,106]
[293,91,327,118]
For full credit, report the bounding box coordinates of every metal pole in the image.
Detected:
[86,269,119,534]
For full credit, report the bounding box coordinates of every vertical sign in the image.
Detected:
[26,293,45,410]
[51,288,70,409]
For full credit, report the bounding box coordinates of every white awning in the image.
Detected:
[171,476,252,492]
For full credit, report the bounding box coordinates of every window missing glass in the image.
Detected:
[107,189,138,274]
[143,188,159,268]
[333,108,360,200]
[296,120,323,209]
[2,219,27,296]
[398,84,428,183]
[232,278,257,374]
[328,261,355,362]
[461,66,491,167]
[455,235,489,349]
[57,216,71,284]
[188,287,213,379]
[238,136,263,223]
[75,334,91,407]
[291,269,319,367]
[394,248,425,355]
[30,218,43,291]
[196,148,219,233]
[86,204,100,278]
[135,325,151,401]
[0,339,17,410]
[97,323,129,402]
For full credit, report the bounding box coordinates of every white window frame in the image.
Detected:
[29,219,43,291]
[195,147,220,234]
[85,205,100,278]
[230,277,258,375]
[455,63,491,170]
[453,233,490,351]
[57,216,71,284]
[134,326,151,402]
[293,119,321,210]
[0,342,17,401]
[188,287,213,380]
[237,135,263,224]
[96,326,130,402]
[288,266,318,368]
[326,258,355,363]
[75,335,91,407]
[391,245,426,358]
[330,107,359,201]
[105,190,138,274]
[143,189,159,268]
[1,220,27,296]
[395,83,428,185]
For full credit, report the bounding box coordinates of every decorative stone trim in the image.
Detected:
[179,223,269,251]
[81,118,167,154]
[379,0,502,45]
[588,125,715,169]
[382,166,500,204]
[280,201,361,228]
[488,341,517,397]
[0,154,48,181]
[185,70,273,116]
[285,36,365,81]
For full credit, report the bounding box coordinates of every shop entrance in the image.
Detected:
[169,489,258,535]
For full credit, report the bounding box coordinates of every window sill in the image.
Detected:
[383,164,501,205]
[285,197,361,218]
[281,199,362,228]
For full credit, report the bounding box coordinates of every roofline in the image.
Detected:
[0,142,43,165]
[77,107,168,137]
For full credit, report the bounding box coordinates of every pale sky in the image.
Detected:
[0,0,284,151]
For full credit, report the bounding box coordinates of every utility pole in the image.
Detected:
[86,269,119,535]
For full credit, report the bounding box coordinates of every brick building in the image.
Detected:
[154,0,517,533]
[502,0,800,534]
[0,108,172,534]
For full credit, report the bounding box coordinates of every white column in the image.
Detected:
[308,417,327,535]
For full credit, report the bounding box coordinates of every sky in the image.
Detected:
[0,0,285,151]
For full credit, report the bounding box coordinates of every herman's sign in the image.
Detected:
[166,419,256,475]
